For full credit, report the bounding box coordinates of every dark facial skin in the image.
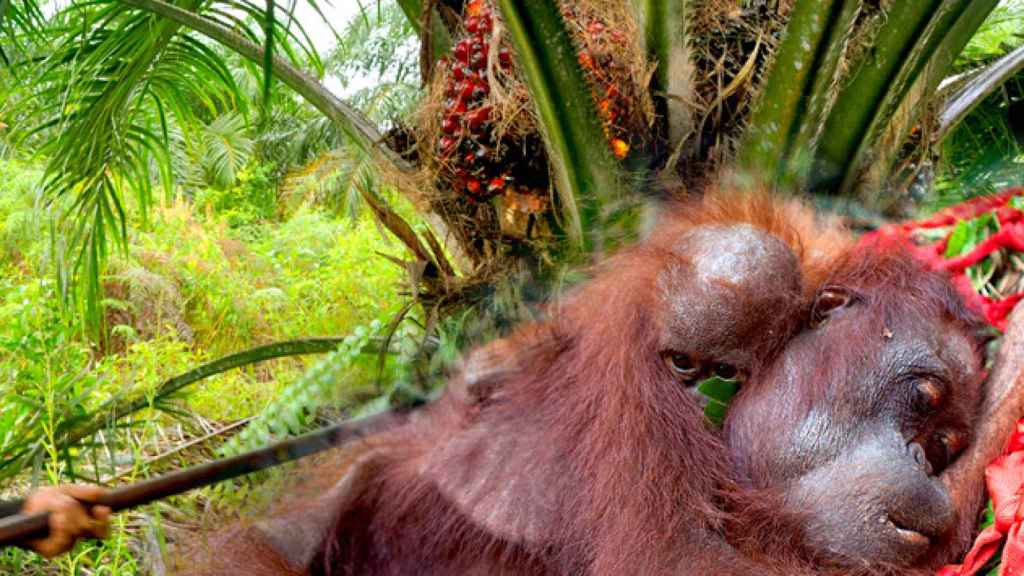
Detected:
[726,283,984,568]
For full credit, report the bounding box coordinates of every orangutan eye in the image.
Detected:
[920,432,963,475]
[665,353,700,382]
[714,363,737,380]
[940,433,965,461]
[913,378,944,411]
[930,434,954,473]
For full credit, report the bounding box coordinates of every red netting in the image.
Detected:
[861,187,1024,331]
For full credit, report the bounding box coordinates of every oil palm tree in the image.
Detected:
[1,0,1022,326]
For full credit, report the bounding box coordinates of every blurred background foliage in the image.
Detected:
[934,0,1024,206]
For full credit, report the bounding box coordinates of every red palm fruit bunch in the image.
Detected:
[435,0,513,203]
[432,0,649,205]
[561,4,633,161]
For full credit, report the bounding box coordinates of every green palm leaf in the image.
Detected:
[812,0,999,196]
[737,0,859,187]
[25,0,366,331]
[202,112,254,189]
[36,1,238,330]
[634,0,692,149]
[0,0,45,65]
[495,0,629,256]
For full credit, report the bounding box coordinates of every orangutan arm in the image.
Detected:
[936,305,1024,566]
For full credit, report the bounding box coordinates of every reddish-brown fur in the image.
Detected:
[183,191,990,576]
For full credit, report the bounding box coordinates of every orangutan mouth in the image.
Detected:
[888,516,932,549]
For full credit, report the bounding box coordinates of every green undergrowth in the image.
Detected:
[932,0,1024,207]
[0,158,417,574]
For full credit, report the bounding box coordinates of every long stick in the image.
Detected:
[0,408,407,547]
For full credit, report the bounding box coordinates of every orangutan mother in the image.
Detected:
[182,190,1011,575]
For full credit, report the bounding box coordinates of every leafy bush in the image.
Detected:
[193,161,278,228]
[0,160,44,258]
[0,157,413,482]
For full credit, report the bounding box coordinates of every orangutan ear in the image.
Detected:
[451,338,520,404]
[424,330,571,546]
[254,447,384,572]
[811,286,852,328]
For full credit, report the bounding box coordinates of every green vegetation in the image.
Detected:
[0,3,437,569]
[0,155,417,573]
[933,0,1024,205]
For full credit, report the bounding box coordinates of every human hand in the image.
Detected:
[21,485,111,558]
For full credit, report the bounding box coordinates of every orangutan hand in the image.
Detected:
[21,485,111,558]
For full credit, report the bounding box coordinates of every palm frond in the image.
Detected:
[0,0,45,65]
[35,0,240,331]
[737,0,859,187]
[635,0,692,149]
[394,0,451,60]
[812,1,998,196]
[202,112,254,189]
[495,0,629,256]
[941,43,1024,138]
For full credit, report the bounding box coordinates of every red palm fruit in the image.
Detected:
[466,16,480,34]
[498,47,512,67]
[468,106,491,131]
[587,21,605,34]
[441,116,459,134]
[611,138,629,159]
[605,85,619,99]
[466,0,484,17]
[466,178,482,196]
[453,99,467,114]
[610,30,626,43]
[479,15,493,34]
[454,40,470,63]
[439,136,456,155]
[471,83,488,100]
[578,52,594,69]
[488,175,506,193]
[470,51,486,70]
[453,66,467,81]
[458,81,475,100]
